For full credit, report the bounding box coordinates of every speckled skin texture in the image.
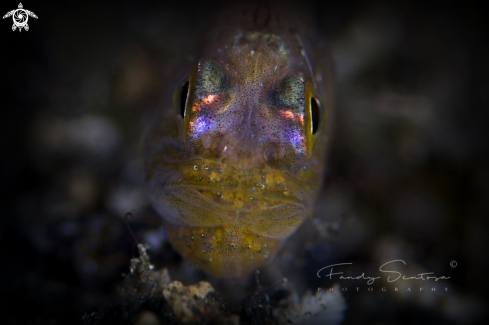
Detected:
[144,4,333,277]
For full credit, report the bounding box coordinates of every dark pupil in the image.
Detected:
[179,81,189,118]
[311,97,320,134]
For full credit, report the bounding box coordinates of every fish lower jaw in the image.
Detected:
[164,223,284,278]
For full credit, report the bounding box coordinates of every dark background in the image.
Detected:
[1,0,488,324]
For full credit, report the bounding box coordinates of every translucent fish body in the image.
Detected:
[145,6,333,277]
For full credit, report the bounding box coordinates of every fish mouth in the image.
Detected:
[145,159,313,276]
[148,159,312,239]
[160,185,307,239]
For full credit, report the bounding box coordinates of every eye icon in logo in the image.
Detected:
[3,3,38,32]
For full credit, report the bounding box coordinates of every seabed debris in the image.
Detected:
[83,244,345,325]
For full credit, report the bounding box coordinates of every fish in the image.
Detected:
[144,2,334,277]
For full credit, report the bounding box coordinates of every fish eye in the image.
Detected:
[176,80,190,118]
[311,97,321,135]
[304,81,326,152]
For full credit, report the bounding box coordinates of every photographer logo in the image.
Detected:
[3,3,37,32]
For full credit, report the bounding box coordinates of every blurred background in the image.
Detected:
[1,0,487,324]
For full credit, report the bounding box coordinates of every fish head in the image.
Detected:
[145,28,332,277]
